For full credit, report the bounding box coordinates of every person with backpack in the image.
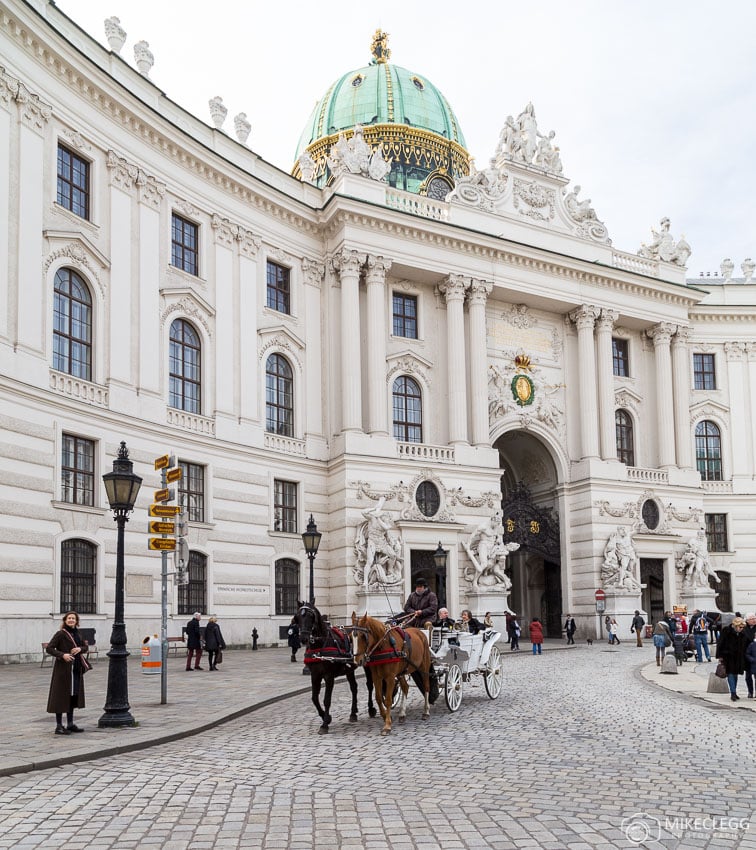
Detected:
[631,610,645,647]
[689,609,712,663]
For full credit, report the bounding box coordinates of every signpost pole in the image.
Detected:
[160,463,168,705]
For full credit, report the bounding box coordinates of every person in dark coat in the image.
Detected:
[459,609,485,635]
[745,631,756,700]
[403,578,438,627]
[506,613,520,651]
[716,616,749,701]
[204,616,226,671]
[287,616,301,662]
[564,614,576,645]
[185,612,204,671]
[46,611,88,735]
[529,617,544,655]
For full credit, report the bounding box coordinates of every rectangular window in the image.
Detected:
[61,434,95,506]
[393,293,418,339]
[57,143,90,220]
[275,558,299,615]
[612,338,629,377]
[705,513,728,552]
[266,261,291,313]
[171,213,199,276]
[273,479,298,533]
[60,539,97,614]
[178,461,205,522]
[693,353,716,390]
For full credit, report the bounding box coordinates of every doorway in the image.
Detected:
[640,559,664,623]
[410,550,446,607]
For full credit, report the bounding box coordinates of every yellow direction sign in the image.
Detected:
[148,537,176,551]
[154,488,173,503]
[154,454,171,471]
[149,521,176,535]
[149,504,181,517]
[165,467,182,483]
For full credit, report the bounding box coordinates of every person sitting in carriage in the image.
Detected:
[433,607,456,630]
[403,577,438,628]
[458,609,486,635]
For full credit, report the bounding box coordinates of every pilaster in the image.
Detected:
[596,309,618,461]
[365,255,392,435]
[569,305,600,459]
[647,322,676,468]
[671,326,693,470]
[439,274,470,445]
[333,249,366,432]
[468,279,493,446]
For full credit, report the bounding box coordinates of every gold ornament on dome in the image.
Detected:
[371,29,391,64]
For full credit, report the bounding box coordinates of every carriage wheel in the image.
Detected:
[444,663,463,712]
[484,646,503,699]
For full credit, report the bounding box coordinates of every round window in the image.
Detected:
[641,499,660,530]
[416,481,440,518]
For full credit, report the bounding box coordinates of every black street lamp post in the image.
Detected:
[301,514,322,604]
[433,541,448,572]
[99,441,142,728]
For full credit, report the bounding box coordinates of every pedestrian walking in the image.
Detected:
[529,617,544,655]
[564,614,576,645]
[185,612,204,671]
[744,613,756,698]
[604,614,612,644]
[204,615,226,671]
[631,610,645,647]
[745,625,756,700]
[689,609,712,663]
[288,616,301,662]
[507,613,520,651]
[45,611,90,735]
[652,619,672,666]
[716,616,748,701]
[609,618,621,645]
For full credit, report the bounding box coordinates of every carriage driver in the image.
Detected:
[403,577,438,628]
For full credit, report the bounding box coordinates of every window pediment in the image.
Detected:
[44,231,109,297]
[258,326,304,370]
[160,289,214,338]
[386,350,433,386]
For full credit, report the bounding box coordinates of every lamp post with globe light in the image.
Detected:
[99,441,142,728]
[301,514,322,604]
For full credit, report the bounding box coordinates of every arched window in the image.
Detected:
[615,409,635,466]
[275,558,299,615]
[695,420,722,481]
[53,268,92,380]
[393,376,423,443]
[178,551,207,615]
[60,539,96,614]
[266,354,294,436]
[169,319,201,413]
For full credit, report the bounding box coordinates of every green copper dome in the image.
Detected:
[293,31,470,195]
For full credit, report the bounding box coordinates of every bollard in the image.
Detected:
[251,628,258,650]
[660,654,678,675]
[141,634,162,675]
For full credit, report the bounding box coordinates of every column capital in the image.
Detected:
[724,340,747,361]
[568,304,600,330]
[364,254,392,284]
[467,278,493,306]
[439,274,470,303]
[106,150,138,191]
[672,325,691,346]
[302,257,325,288]
[646,322,676,346]
[332,248,366,277]
[596,309,618,332]
[136,171,166,210]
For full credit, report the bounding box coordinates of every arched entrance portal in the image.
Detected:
[495,431,562,638]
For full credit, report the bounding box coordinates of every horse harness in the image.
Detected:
[356,622,418,671]
[299,606,354,666]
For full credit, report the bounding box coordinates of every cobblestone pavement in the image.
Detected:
[1,646,755,850]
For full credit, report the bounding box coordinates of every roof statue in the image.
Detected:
[563,185,609,242]
[326,125,392,182]
[208,96,227,130]
[104,17,126,54]
[743,258,755,283]
[446,159,508,211]
[233,113,251,145]
[298,151,316,183]
[494,104,562,175]
[370,29,391,64]
[720,258,734,282]
[637,217,691,267]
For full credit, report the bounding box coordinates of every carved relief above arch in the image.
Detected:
[44,235,108,299]
[257,327,304,371]
[160,292,214,338]
[615,387,642,415]
[399,468,456,523]
[386,351,433,388]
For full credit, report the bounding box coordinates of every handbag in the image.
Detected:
[216,649,223,665]
[715,660,727,679]
[663,634,672,648]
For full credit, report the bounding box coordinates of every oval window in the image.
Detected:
[416,481,440,518]
[641,499,660,531]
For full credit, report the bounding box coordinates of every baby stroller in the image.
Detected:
[672,633,689,666]
[682,634,696,661]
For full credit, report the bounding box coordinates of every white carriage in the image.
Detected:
[430,626,504,711]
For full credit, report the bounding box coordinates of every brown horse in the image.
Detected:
[351,612,432,735]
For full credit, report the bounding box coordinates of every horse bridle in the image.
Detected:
[297,603,324,648]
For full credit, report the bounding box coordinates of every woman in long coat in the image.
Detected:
[46,611,88,735]
[716,616,748,701]
[204,616,226,671]
[529,617,544,655]
[288,617,301,662]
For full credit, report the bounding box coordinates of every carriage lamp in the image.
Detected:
[433,541,448,570]
[99,441,142,728]
[301,514,322,604]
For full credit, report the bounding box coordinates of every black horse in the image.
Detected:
[294,601,377,734]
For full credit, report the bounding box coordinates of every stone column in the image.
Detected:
[596,310,618,461]
[647,323,677,468]
[439,274,470,445]
[334,249,366,432]
[671,326,693,469]
[725,342,751,478]
[569,305,600,459]
[468,279,493,446]
[365,255,392,435]
[747,344,756,478]
[302,258,325,438]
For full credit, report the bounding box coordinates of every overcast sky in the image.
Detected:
[56,0,756,279]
